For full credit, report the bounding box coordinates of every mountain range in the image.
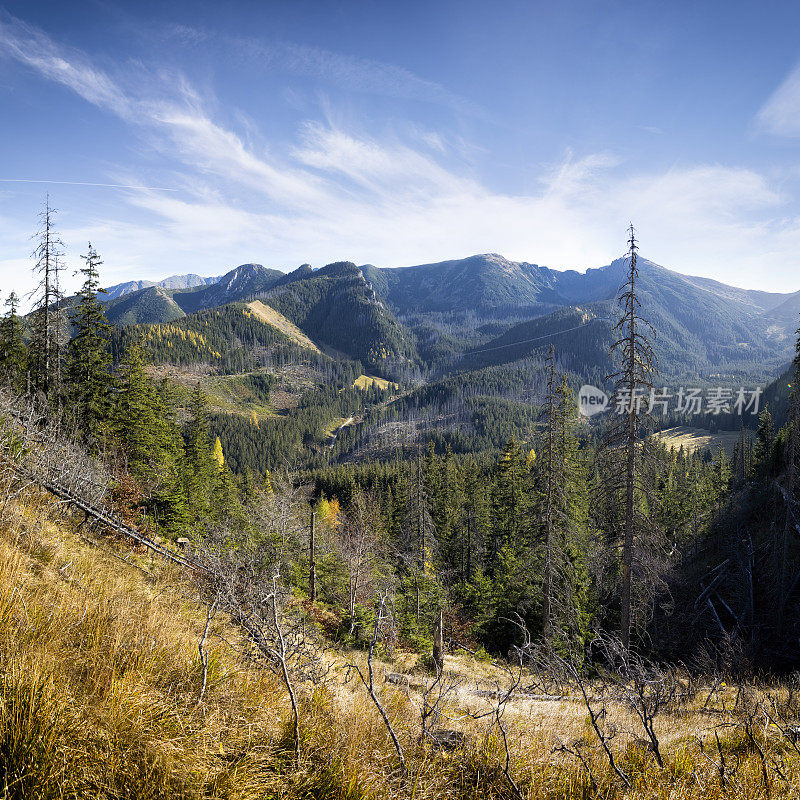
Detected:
[100,254,800,381]
[103,273,220,300]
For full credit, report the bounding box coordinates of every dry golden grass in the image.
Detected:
[1,496,799,799]
[651,426,749,455]
[353,375,398,392]
[245,301,321,353]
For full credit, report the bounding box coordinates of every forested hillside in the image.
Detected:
[5,212,800,799]
[110,302,320,373]
[99,252,799,383]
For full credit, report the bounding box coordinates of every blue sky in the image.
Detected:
[3,0,800,297]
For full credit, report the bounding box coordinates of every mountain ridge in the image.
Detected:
[103,273,220,300]
[101,253,800,381]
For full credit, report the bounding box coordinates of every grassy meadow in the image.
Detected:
[1,491,799,800]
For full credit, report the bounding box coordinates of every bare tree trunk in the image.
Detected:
[778,400,797,635]
[543,345,555,639]
[43,200,52,395]
[196,596,218,707]
[309,508,316,602]
[607,225,656,652]
[621,391,637,651]
[351,593,406,774]
[432,609,444,675]
[271,584,301,769]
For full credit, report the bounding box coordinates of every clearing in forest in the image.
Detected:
[353,374,398,391]
[246,300,321,353]
[652,425,748,454]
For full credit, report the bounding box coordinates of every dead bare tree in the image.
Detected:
[696,728,740,790]
[602,224,661,650]
[509,618,632,788]
[0,389,110,519]
[28,196,65,399]
[347,589,407,775]
[337,490,388,636]
[555,653,631,789]
[486,656,526,800]
[195,526,326,768]
[432,608,444,675]
[592,631,681,769]
[196,594,218,708]
[417,664,464,748]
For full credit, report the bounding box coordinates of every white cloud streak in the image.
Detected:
[163,24,483,117]
[757,62,800,137]
[2,15,800,293]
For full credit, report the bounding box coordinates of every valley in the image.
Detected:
[99,252,796,474]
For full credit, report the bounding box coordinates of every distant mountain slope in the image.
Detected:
[461,306,614,378]
[364,254,796,378]
[103,252,800,382]
[245,300,320,352]
[362,254,561,314]
[110,302,312,373]
[104,286,186,326]
[576,259,790,378]
[258,261,417,375]
[103,261,417,377]
[104,273,219,300]
[760,290,800,337]
[101,264,284,322]
[171,264,285,313]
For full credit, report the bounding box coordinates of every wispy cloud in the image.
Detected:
[161,24,484,117]
[0,15,132,114]
[2,14,800,294]
[756,62,800,136]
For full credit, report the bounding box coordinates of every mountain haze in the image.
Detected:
[104,273,219,300]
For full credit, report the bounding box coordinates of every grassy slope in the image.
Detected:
[3,494,800,799]
[245,301,321,353]
[652,426,752,455]
[353,374,398,391]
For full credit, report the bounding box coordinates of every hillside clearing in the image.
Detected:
[353,373,398,391]
[3,492,800,799]
[246,300,321,352]
[652,425,749,454]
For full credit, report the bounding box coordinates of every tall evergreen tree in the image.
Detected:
[0,292,26,389]
[540,346,558,638]
[403,451,435,568]
[66,243,112,440]
[112,342,188,533]
[183,383,215,515]
[492,437,527,563]
[537,351,588,642]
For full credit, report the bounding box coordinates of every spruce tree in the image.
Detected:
[66,243,112,441]
[112,342,188,533]
[536,353,588,643]
[183,384,215,514]
[492,437,526,562]
[0,292,26,389]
